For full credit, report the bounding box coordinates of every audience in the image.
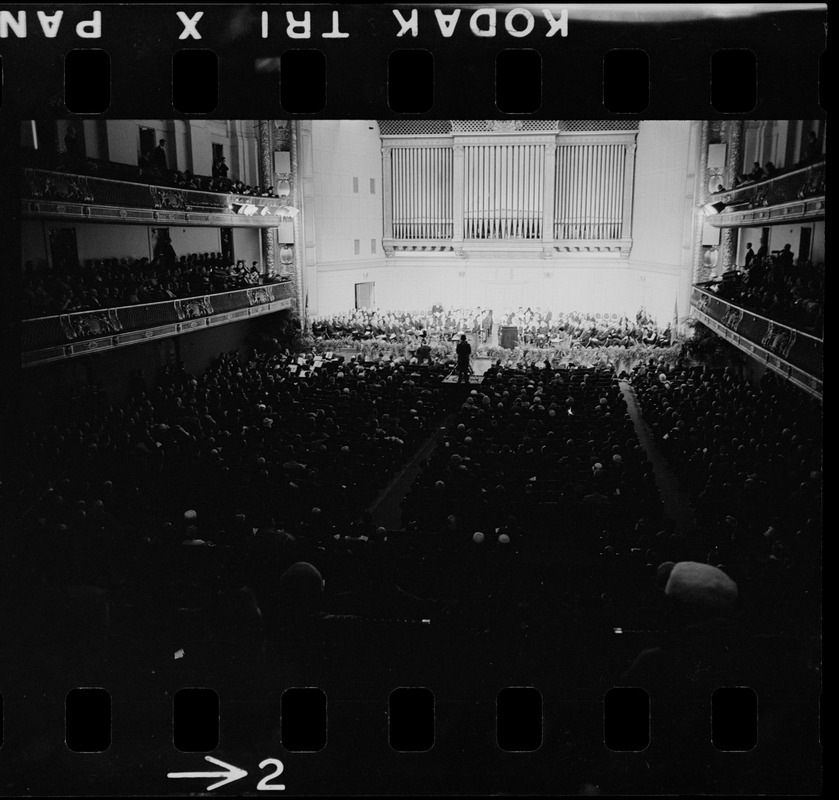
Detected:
[402,363,661,539]
[33,138,278,199]
[17,349,447,567]
[717,133,825,194]
[136,149,279,196]
[629,359,821,586]
[7,332,819,793]
[706,251,823,337]
[22,251,287,317]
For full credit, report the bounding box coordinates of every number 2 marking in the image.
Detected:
[257,758,286,791]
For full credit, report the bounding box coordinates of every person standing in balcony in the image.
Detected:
[213,155,229,180]
[805,131,822,165]
[213,155,231,191]
[744,243,755,269]
[153,139,168,176]
[64,126,81,162]
[777,244,795,274]
[756,238,769,260]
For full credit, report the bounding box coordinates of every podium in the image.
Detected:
[500,326,519,349]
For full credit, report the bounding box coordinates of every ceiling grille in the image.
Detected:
[379,120,639,136]
[378,120,452,135]
[563,120,640,131]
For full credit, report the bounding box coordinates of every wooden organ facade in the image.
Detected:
[381,121,638,258]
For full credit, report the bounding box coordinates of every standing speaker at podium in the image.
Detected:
[456,335,472,383]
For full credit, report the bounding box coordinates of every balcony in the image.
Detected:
[707,161,825,228]
[22,169,295,228]
[22,282,295,368]
[690,285,822,398]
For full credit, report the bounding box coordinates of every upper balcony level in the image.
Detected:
[22,168,297,229]
[706,161,825,228]
[690,284,822,399]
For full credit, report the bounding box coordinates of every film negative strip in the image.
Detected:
[0,3,825,796]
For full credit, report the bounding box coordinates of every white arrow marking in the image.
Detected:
[168,755,248,791]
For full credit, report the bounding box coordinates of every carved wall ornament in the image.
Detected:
[175,296,214,320]
[150,186,187,211]
[721,306,744,331]
[60,308,123,342]
[484,120,524,132]
[762,323,797,359]
[33,173,94,203]
[247,287,272,306]
[695,293,711,313]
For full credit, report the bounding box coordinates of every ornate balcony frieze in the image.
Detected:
[22,282,295,367]
[690,285,822,399]
[708,162,825,227]
[23,169,291,227]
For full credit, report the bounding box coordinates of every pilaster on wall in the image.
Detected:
[541,142,556,253]
[677,120,703,333]
[692,121,710,285]
[621,140,637,249]
[693,120,745,282]
[257,120,303,321]
[257,120,276,276]
[382,146,393,240]
[719,120,743,271]
[451,144,465,249]
[289,121,305,322]
[297,121,317,320]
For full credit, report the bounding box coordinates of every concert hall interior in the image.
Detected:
[6,118,823,794]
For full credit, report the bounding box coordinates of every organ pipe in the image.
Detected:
[597,145,605,237]
[386,137,632,243]
[392,150,398,238]
[410,148,416,237]
[551,142,628,241]
[422,148,426,237]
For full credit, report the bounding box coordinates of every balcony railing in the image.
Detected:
[690,284,822,396]
[22,282,295,366]
[707,161,825,226]
[22,169,290,224]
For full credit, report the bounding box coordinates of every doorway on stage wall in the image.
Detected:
[220,227,234,264]
[355,282,375,310]
[138,126,157,167]
[798,227,812,264]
